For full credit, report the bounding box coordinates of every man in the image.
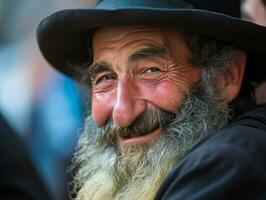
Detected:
[37,0,266,199]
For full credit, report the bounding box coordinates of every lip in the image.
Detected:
[118,128,162,145]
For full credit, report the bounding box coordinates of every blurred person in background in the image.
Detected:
[242,0,266,26]
[0,0,96,199]
[242,0,266,105]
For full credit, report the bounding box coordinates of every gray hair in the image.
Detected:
[183,32,238,76]
[182,32,255,115]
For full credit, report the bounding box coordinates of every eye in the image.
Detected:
[95,74,115,84]
[92,73,117,90]
[138,66,165,82]
[144,67,161,73]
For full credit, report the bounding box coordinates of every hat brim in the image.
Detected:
[37,8,266,82]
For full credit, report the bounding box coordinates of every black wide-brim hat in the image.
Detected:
[37,0,266,83]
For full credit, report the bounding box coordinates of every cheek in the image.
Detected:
[139,70,200,113]
[92,91,115,126]
[140,82,184,113]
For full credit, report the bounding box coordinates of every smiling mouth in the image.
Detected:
[118,127,162,145]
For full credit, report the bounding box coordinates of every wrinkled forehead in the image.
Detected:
[92,26,189,59]
[93,26,173,40]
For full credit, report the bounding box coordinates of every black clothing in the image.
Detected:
[0,114,54,200]
[155,105,266,200]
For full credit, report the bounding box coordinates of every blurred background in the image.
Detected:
[0,0,96,200]
[0,0,265,200]
[241,0,266,104]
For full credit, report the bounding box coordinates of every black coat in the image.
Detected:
[0,114,54,200]
[155,105,266,200]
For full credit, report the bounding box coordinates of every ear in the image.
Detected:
[216,51,246,103]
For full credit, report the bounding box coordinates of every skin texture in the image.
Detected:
[90,26,246,145]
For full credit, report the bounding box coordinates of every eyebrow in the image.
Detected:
[129,46,169,62]
[88,61,113,78]
[88,46,168,78]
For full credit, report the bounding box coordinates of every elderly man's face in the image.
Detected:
[75,26,233,200]
[91,26,200,146]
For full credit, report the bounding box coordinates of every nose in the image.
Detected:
[112,78,146,127]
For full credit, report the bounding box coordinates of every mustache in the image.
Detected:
[98,109,176,146]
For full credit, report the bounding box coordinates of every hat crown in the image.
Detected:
[96,0,240,18]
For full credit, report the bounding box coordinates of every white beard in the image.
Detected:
[72,80,230,200]
[74,138,180,200]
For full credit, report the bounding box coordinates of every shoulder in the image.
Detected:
[155,106,266,200]
[193,104,266,166]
